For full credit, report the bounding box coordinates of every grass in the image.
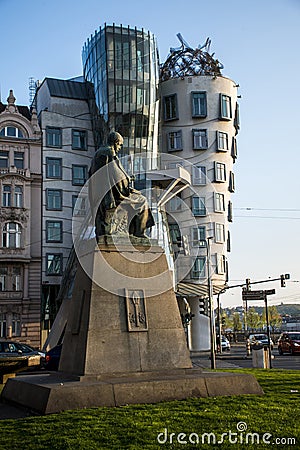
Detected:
[0,369,299,449]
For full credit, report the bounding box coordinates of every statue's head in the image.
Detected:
[107,131,124,151]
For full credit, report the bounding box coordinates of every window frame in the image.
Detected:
[46,253,63,276]
[46,189,62,211]
[215,223,225,243]
[14,152,24,169]
[0,151,9,169]
[192,165,206,185]
[192,196,206,216]
[72,129,87,151]
[167,130,182,152]
[191,256,206,279]
[2,222,22,248]
[191,91,207,117]
[46,220,63,243]
[214,193,225,212]
[192,129,208,150]
[163,94,178,121]
[220,94,232,120]
[72,165,88,186]
[14,185,23,208]
[2,185,11,207]
[46,157,62,179]
[217,131,229,152]
[46,127,62,148]
[191,226,206,247]
[214,162,226,182]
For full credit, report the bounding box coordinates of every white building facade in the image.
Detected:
[160,39,239,350]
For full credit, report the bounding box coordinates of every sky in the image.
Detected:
[1,0,300,308]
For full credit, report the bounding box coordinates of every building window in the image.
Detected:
[192,226,206,247]
[0,151,9,168]
[215,223,225,243]
[231,137,238,161]
[46,254,63,275]
[214,162,226,182]
[72,165,87,186]
[234,103,240,132]
[192,92,207,117]
[227,230,231,252]
[228,201,233,222]
[46,221,63,243]
[46,158,62,179]
[2,222,22,248]
[168,131,182,151]
[2,185,11,207]
[0,314,6,337]
[12,313,21,336]
[229,172,235,192]
[214,193,225,212]
[191,257,206,279]
[216,254,226,274]
[72,130,87,150]
[192,129,208,150]
[1,266,22,291]
[0,126,24,138]
[192,165,206,185]
[14,186,23,208]
[164,94,178,121]
[46,127,62,148]
[72,195,87,216]
[220,94,232,120]
[14,152,24,169]
[46,189,62,210]
[168,223,181,246]
[167,196,181,212]
[116,40,131,70]
[217,131,229,151]
[192,196,206,216]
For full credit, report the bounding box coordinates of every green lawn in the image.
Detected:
[0,369,299,449]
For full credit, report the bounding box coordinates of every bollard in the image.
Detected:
[252,343,270,369]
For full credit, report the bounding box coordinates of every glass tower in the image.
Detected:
[82,24,160,172]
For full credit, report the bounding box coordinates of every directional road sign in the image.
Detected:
[242,290,265,301]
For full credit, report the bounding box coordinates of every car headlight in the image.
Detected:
[293,343,300,347]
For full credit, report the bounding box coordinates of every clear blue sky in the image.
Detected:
[1,0,300,308]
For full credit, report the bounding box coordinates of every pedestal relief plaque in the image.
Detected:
[125,289,148,332]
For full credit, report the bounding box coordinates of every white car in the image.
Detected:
[249,334,274,350]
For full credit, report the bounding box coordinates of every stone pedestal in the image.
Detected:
[1,239,263,414]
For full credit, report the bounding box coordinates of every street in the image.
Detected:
[192,343,300,370]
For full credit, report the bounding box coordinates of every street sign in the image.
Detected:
[265,289,276,295]
[242,290,265,301]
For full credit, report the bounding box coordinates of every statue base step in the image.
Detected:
[2,369,263,415]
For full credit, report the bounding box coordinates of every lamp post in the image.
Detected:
[206,237,216,369]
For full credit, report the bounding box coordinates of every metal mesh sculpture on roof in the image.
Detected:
[160,34,224,82]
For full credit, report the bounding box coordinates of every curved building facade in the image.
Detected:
[160,37,240,351]
[82,24,160,172]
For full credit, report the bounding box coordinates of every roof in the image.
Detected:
[0,102,31,120]
[44,78,89,100]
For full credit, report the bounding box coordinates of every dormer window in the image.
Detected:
[0,127,24,138]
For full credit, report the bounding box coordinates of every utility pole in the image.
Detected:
[206,237,216,369]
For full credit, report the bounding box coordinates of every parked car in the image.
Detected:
[221,336,231,351]
[44,344,62,370]
[277,332,300,355]
[0,340,45,374]
[248,334,274,350]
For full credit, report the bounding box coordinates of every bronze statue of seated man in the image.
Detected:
[89,131,154,241]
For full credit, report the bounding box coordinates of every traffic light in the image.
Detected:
[280,274,286,287]
[221,316,226,327]
[246,278,251,291]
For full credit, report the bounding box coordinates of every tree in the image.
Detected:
[247,307,261,332]
[232,312,242,332]
[262,305,282,331]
